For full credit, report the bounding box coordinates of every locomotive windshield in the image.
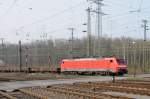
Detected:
[117,59,126,65]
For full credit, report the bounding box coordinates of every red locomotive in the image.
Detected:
[60,57,127,75]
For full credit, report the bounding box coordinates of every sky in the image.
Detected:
[0,0,150,43]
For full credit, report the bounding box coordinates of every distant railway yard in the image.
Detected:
[0,0,150,98]
[0,73,149,99]
[0,57,149,99]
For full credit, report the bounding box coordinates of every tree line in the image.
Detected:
[0,36,150,73]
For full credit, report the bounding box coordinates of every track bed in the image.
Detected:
[1,79,150,99]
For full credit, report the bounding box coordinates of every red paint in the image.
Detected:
[61,57,127,74]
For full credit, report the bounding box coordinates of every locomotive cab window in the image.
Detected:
[117,59,126,65]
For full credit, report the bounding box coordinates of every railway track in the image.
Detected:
[0,66,53,73]
[19,88,55,99]
[0,91,17,99]
[0,90,42,99]
[76,82,150,96]
[89,81,150,89]
[115,81,150,88]
[0,78,150,98]
[117,80,150,84]
[9,91,38,99]
[47,86,133,99]
[0,86,134,99]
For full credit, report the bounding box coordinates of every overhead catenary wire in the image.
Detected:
[103,0,150,20]
[24,16,143,41]
[12,1,87,41]
[21,22,87,42]
[104,0,131,8]
[16,0,150,32]
[3,0,150,42]
[16,1,87,30]
[0,0,18,19]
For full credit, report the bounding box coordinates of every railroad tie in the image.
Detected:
[47,86,133,99]
[0,91,17,99]
[19,89,49,99]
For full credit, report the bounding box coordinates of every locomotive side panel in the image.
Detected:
[61,58,120,73]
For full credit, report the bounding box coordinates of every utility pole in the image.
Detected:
[96,0,104,56]
[88,0,104,56]
[19,40,22,72]
[142,20,149,41]
[0,38,4,46]
[86,7,92,57]
[142,20,149,72]
[131,41,136,78]
[68,28,75,58]
[0,38,5,63]
[123,42,126,61]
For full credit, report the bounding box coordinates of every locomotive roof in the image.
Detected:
[62,57,115,61]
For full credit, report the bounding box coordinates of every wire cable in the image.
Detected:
[104,0,130,8]
[0,0,18,18]
[17,1,86,30]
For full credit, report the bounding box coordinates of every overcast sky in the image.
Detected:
[0,0,150,43]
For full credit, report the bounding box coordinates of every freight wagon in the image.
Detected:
[60,57,127,75]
